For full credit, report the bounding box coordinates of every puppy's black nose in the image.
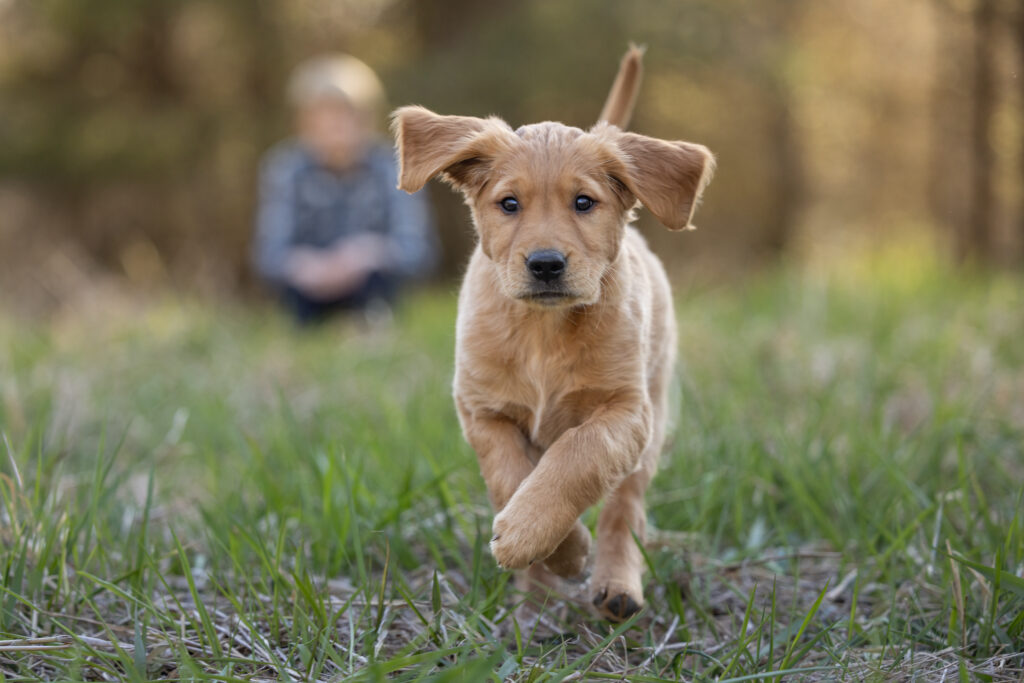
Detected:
[526,250,566,283]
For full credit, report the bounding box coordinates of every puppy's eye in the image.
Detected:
[499,197,519,214]
[574,195,596,213]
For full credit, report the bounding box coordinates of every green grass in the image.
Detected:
[1,255,1023,681]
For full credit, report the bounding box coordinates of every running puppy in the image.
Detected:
[392,47,714,621]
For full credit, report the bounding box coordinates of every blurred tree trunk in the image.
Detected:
[1018,1,1024,266]
[928,2,970,257]
[242,1,283,109]
[746,1,804,257]
[761,83,803,255]
[766,22,804,256]
[964,0,996,263]
[135,2,179,99]
[413,0,515,50]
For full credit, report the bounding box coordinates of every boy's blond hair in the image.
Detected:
[287,54,386,121]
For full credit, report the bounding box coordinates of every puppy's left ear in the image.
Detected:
[615,132,715,231]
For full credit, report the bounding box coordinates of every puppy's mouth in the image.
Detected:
[519,288,576,306]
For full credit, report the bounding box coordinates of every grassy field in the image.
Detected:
[1,254,1023,681]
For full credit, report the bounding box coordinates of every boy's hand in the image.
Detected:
[286,236,389,300]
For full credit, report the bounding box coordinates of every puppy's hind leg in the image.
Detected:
[591,364,669,622]
[589,462,653,622]
[542,519,591,578]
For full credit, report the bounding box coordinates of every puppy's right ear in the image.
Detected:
[391,106,513,193]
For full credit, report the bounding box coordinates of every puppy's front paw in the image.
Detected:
[490,504,569,570]
[591,578,644,622]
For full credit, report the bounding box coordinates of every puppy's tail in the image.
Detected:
[598,43,645,130]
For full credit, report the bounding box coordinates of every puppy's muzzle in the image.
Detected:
[526,250,567,283]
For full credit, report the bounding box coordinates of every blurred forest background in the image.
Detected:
[1,0,1022,316]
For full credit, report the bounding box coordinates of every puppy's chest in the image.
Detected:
[474,337,608,448]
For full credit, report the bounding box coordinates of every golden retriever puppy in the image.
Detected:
[392,47,714,621]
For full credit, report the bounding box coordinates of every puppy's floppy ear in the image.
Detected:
[391,105,513,193]
[615,132,715,231]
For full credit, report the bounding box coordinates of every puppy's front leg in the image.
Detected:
[459,406,590,577]
[490,395,652,570]
[459,410,535,511]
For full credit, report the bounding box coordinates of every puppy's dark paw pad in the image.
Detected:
[604,593,641,621]
[592,585,643,622]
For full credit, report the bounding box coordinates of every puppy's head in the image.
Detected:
[393,106,714,308]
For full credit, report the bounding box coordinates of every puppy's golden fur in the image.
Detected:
[392,47,714,621]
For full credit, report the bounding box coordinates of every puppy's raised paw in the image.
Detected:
[490,512,548,570]
[489,535,532,570]
[591,579,644,622]
[491,503,571,570]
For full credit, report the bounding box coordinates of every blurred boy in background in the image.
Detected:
[252,55,437,325]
